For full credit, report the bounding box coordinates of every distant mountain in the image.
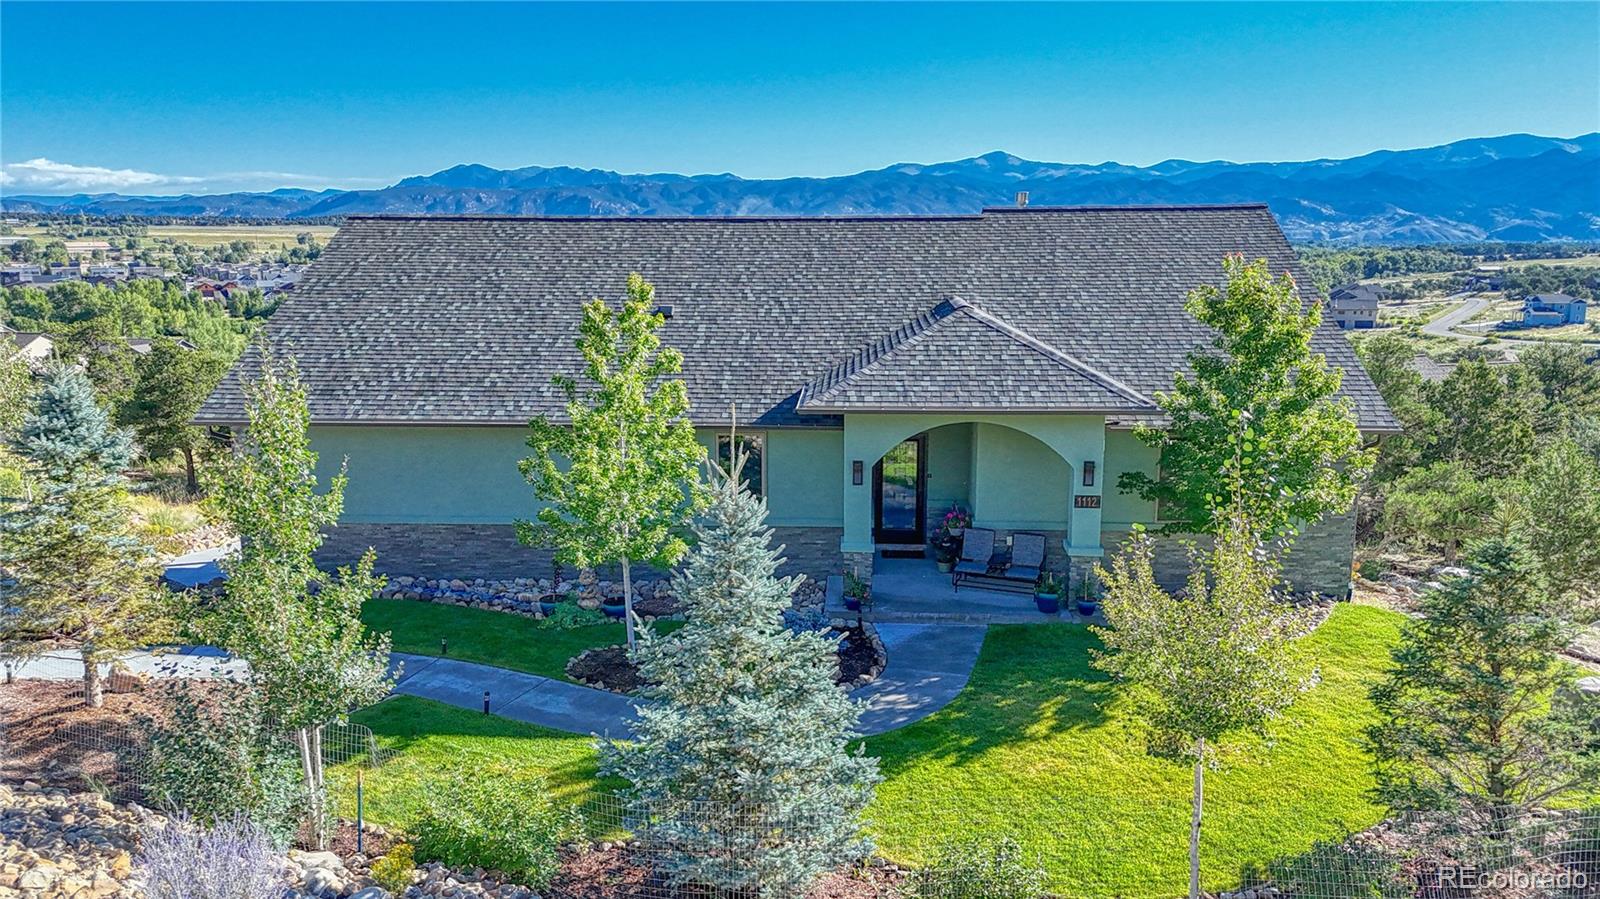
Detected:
[5,133,1597,243]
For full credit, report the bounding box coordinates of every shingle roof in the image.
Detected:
[797,297,1157,414]
[196,205,1400,432]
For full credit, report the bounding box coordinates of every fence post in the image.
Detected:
[356,769,364,856]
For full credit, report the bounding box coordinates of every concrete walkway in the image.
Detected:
[9,624,988,739]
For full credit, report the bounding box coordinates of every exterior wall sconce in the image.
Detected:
[852,460,864,485]
[1082,461,1096,487]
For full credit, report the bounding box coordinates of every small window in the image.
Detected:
[717,433,765,497]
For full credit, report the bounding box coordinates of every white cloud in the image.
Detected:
[0,157,204,193]
[0,158,395,195]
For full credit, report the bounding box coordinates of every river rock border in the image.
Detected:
[376,575,826,622]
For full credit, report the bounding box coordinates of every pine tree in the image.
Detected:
[599,444,881,898]
[1368,538,1600,812]
[122,338,231,493]
[0,365,160,706]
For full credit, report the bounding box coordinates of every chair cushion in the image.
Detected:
[1003,565,1041,583]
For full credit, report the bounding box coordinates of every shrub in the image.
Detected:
[541,601,608,630]
[136,683,308,847]
[136,812,285,899]
[909,835,1047,899]
[411,764,584,887]
[369,843,416,894]
[1356,559,1384,582]
[1269,835,1408,899]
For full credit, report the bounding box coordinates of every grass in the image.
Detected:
[361,597,682,683]
[8,222,338,249]
[343,603,1405,897]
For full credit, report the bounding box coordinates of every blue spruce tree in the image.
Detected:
[0,365,158,706]
[600,443,881,896]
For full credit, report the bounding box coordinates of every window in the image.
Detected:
[717,433,765,497]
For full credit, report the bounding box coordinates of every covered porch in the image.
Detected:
[825,554,1107,624]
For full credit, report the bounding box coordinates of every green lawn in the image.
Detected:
[361,597,680,683]
[344,603,1404,897]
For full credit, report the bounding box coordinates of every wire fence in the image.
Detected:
[5,684,1600,898]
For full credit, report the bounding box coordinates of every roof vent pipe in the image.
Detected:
[1015,191,1029,208]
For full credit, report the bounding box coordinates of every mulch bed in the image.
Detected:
[546,847,905,899]
[631,593,683,619]
[568,626,880,695]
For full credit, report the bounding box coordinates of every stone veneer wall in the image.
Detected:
[1099,506,1357,598]
[316,523,843,586]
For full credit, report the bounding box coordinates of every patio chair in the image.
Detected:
[951,527,997,591]
[1003,532,1046,586]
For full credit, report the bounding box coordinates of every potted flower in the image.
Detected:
[933,540,958,574]
[843,570,870,612]
[940,505,972,539]
[1034,572,1063,614]
[1076,571,1102,618]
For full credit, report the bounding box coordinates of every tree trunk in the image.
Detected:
[622,556,636,652]
[1444,538,1457,564]
[1190,740,1205,899]
[183,446,198,495]
[297,726,328,849]
[81,641,103,709]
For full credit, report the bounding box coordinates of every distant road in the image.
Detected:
[1419,291,1487,340]
[1416,292,1600,352]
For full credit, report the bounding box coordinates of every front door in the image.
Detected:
[873,434,927,544]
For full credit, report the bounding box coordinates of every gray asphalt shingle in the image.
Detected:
[196,205,1400,432]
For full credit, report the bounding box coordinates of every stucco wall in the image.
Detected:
[969,422,1072,530]
[309,425,529,524]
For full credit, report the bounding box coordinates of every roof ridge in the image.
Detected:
[939,299,1156,408]
[342,203,1272,224]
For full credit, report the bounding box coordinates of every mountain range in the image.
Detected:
[5,133,1597,243]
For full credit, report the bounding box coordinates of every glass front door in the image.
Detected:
[873,435,927,544]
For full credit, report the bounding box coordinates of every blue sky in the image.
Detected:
[2,1,1597,195]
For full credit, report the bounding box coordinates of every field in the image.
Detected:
[6,223,338,249]
[344,603,1405,897]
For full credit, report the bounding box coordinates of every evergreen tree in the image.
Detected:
[599,444,880,897]
[519,274,706,651]
[1368,539,1600,812]
[0,365,160,706]
[1119,256,1370,540]
[122,339,231,493]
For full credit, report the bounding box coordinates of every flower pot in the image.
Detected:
[936,559,954,574]
[844,596,862,612]
[1034,594,1061,614]
[601,599,627,619]
[1076,599,1100,617]
[537,594,561,617]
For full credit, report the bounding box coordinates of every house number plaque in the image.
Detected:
[1074,495,1101,509]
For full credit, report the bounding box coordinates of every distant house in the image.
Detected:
[1515,293,1589,328]
[1408,354,1455,383]
[1,264,42,286]
[63,239,114,256]
[1468,265,1505,291]
[124,336,197,355]
[1326,283,1382,329]
[1,325,55,368]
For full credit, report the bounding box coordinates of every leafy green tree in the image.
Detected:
[0,337,35,501]
[519,274,705,651]
[202,351,392,847]
[0,365,161,706]
[600,445,880,897]
[1355,334,1436,481]
[1520,344,1600,416]
[1119,255,1371,539]
[122,339,231,492]
[1368,539,1600,812]
[1380,461,1499,563]
[1093,501,1312,899]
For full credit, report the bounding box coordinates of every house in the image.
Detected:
[1516,293,1588,328]
[1,264,42,286]
[1467,265,1505,291]
[1,325,55,369]
[1326,283,1381,329]
[197,206,1399,597]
